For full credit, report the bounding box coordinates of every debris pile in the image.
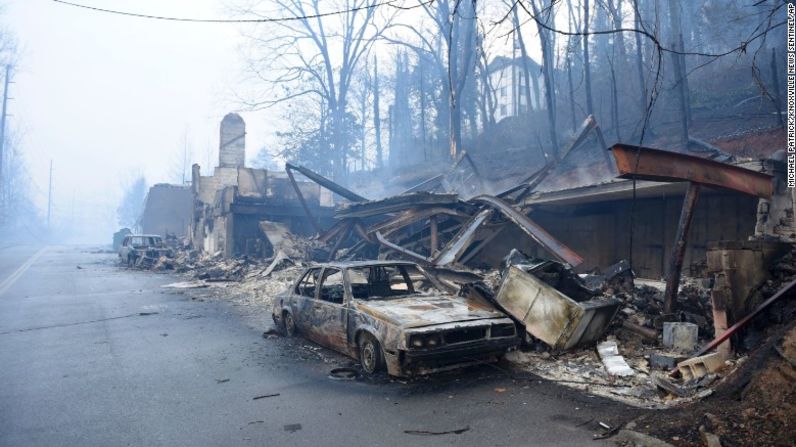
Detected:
[143,157,791,415]
[123,123,795,444]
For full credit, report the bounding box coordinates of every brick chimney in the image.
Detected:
[219,113,245,168]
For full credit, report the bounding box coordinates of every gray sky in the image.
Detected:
[7,0,266,240]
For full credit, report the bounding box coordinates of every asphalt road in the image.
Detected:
[0,246,630,446]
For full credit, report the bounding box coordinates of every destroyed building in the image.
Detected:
[511,140,794,280]
[138,183,193,238]
[190,113,334,258]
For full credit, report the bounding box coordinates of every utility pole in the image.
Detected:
[47,160,53,229]
[0,65,11,219]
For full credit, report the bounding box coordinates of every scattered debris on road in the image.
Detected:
[283,424,302,433]
[404,426,470,436]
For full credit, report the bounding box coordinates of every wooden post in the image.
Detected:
[285,167,322,234]
[663,182,701,315]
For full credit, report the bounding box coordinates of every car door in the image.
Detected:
[119,236,131,258]
[292,268,321,333]
[309,268,348,352]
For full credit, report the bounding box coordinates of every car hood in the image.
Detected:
[353,294,504,329]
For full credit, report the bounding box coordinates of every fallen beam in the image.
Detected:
[285,166,322,234]
[285,163,368,202]
[610,144,773,199]
[432,209,493,266]
[472,195,584,267]
[335,192,459,219]
[514,115,600,201]
[374,231,432,264]
[366,207,468,237]
[458,224,506,265]
[678,277,796,369]
[402,174,444,194]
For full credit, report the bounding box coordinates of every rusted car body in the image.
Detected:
[118,234,172,267]
[272,260,519,377]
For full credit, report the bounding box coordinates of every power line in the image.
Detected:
[50,0,431,24]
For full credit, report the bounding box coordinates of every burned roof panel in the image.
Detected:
[335,192,462,219]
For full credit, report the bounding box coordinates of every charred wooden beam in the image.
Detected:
[336,192,459,219]
[328,221,354,261]
[374,231,432,264]
[366,207,468,237]
[432,209,494,266]
[671,277,796,376]
[472,195,584,267]
[352,220,374,244]
[318,219,354,245]
[285,163,368,202]
[429,215,439,256]
[285,165,322,234]
[458,224,506,265]
[402,174,445,194]
[663,182,701,315]
[514,115,599,201]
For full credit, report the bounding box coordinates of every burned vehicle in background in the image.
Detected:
[272,261,520,376]
[118,234,173,267]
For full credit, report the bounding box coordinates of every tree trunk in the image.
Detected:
[419,62,429,160]
[567,54,577,132]
[667,0,691,125]
[605,0,626,140]
[771,48,784,127]
[609,59,621,141]
[513,7,534,113]
[633,0,647,118]
[530,0,559,157]
[373,57,383,168]
[582,0,594,116]
[670,47,689,145]
[360,91,366,171]
[447,2,461,159]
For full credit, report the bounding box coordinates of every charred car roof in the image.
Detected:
[303,260,419,269]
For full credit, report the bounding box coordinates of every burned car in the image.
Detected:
[118,234,172,267]
[272,261,519,377]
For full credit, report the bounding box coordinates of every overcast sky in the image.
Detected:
[6,0,266,241]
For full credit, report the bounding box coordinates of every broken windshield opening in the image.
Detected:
[129,236,163,248]
[348,265,441,300]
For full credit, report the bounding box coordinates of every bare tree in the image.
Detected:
[527,0,559,156]
[169,130,192,185]
[117,176,147,230]
[581,0,594,117]
[388,0,478,160]
[372,56,384,168]
[236,0,393,180]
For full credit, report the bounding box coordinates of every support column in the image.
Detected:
[663,182,701,315]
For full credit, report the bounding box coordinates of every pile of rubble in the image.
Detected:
[151,237,794,415]
[142,157,792,414]
[127,120,796,444]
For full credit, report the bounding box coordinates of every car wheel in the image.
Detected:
[283,311,297,337]
[358,333,384,375]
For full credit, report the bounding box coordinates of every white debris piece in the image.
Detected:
[161,281,209,289]
[597,341,635,377]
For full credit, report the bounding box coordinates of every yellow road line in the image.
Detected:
[0,247,48,297]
